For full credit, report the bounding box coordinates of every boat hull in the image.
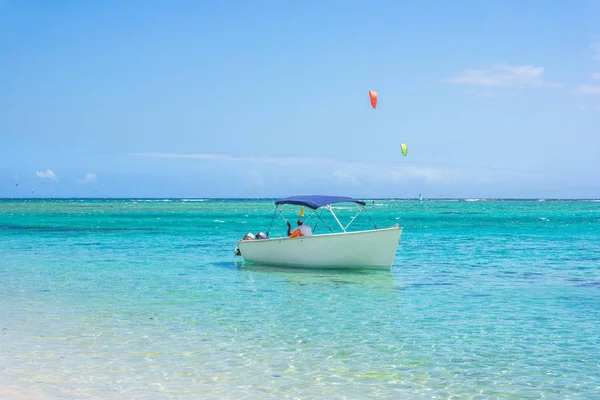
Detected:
[236,226,402,270]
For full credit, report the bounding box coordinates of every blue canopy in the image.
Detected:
[275,195,366,210]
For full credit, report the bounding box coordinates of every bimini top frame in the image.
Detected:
[266,195,377,237]
[275,195,366,210]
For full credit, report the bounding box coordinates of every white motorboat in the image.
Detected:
[234,195,402,270]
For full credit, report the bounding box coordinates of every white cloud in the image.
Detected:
[592,43,600,61]
[78,173,97,183]
[577,105,600,111]
[129,152,541,187]
[130,152,443,181]
[386,167,444,183]
[574,45,600,95]
[331,163,535,187]
[246,171,264,187]
[36,169,56,180]
[332,171,358,185]
[129,152,334,166]
[444,64,561,88]
[577,85,600,94]
[471,90,516,98]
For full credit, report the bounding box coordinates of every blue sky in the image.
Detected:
[1,0,599,198]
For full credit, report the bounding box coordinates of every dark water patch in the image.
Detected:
[576,281,600,288]
[439,211,487,215]
[209,262,239,270]
[532,316,550,321]
[576,256,600,262]
[520,272,545,278]
[405,282,455,288]
[0,224,157,233]
[172,243,210,249]
[330,280,361,285]
[463,293,491,298]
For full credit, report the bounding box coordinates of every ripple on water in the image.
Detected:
[0,199,599,398]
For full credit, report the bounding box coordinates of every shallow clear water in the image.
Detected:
[1,199,599,399]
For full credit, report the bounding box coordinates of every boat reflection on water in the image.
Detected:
[231,260,401,294]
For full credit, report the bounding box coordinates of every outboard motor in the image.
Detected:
[255,232,268,240]
[242,232,256,241]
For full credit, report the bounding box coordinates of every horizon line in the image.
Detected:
[1,197,599,201]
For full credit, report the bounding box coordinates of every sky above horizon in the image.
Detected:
[1,0,600,198]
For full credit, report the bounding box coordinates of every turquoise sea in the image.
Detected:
[1,198,599,399]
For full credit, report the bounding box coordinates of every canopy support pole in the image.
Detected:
[304,208,316,225]
[344,205,364,231]
[363,207,378,229]
[327,205,346,232]
[266,206,279,237]
[278,208,288,224]
[312,208,334,233]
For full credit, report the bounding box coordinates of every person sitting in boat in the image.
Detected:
[287,219,313,238]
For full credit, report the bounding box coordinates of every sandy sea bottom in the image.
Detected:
[1,199,599,399]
